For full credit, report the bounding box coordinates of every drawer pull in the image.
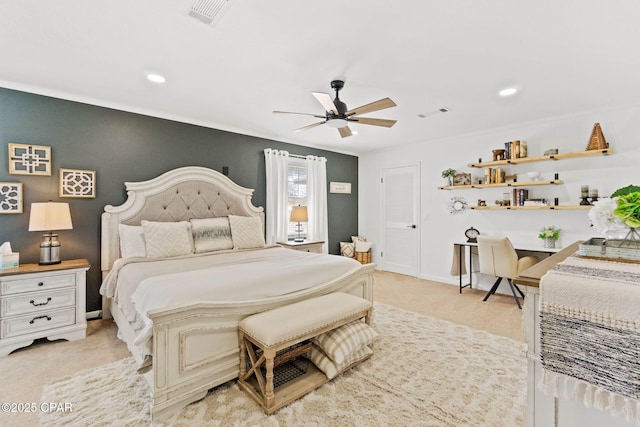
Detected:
[30,297,52,307]
[38,282,45,287]
[29,315,52,324]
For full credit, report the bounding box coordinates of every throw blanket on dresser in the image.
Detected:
[539,255,640,424]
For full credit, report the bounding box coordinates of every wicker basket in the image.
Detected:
[355,250,371,264]
[578,237,640,263]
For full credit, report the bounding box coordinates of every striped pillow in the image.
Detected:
[311,320,378,364]
[190,217,233,253]
[308,344,372,380]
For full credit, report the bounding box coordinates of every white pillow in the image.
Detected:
[311,320,378,364]
[228,215,265,249]
[190,217,233,253]
[118,224,147,258]
[141,220,193,258]
[355,240,372,252]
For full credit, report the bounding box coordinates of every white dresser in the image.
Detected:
[0,259,90,357]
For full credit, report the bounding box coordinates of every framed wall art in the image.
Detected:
[0,182,23,214]
[59,168,96,198]
[8,143,52,176]
[452,173,472,186]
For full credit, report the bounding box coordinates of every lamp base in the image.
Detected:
[293,238,305,243]
[39,234,61,265]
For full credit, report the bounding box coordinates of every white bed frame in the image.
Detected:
[101,166,375,421]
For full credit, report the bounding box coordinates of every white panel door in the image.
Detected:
[380,164,420,276]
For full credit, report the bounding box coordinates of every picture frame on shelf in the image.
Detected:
[0,182,23,214]
[59,168,96,198]
[452,173,472,186]
[8,143,52,176]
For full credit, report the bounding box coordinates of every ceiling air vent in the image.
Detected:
[418,107,451,119]
[189,0,232,25]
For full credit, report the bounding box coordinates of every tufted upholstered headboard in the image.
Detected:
[101,166,264,276]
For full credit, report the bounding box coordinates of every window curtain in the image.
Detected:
[264,148,289,244]
[306,155,328,254]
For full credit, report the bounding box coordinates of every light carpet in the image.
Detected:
[40,303,527,427]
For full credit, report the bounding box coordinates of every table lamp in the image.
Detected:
[29,202,73,265]
[290,205,308,242]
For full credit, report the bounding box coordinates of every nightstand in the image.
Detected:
[0,259,90,357]
[277,240,325,253]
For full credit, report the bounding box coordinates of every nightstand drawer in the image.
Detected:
[1,307,75,339]
[1,288,75,317]
[1,272,76,296]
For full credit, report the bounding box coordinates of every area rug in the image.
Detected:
[40,303,526,427]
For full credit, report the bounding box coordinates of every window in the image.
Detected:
[287,162,307,239]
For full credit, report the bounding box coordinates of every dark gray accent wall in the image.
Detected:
[0,87,359,312]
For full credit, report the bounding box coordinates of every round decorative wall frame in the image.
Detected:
[448,197,468,215]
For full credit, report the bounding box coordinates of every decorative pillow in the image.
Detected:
[308,344,373,380]
[340,242,355,258]
[118,224,147,258]
[190,217,233,253]
[141,220,193,258]
[228,215,265,249]
[355,240,372,253]
[311,320,378,364]
[351,235,366,244]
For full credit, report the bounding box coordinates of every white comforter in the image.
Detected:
[100,245,362,356]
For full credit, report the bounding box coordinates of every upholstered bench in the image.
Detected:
[238,293,373,414]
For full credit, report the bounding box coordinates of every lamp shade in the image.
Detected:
[290,205,308,222]
[29,202,73,231]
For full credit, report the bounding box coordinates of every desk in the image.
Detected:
[453,241,561,293]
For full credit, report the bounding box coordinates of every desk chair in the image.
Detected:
[477,236,539,309]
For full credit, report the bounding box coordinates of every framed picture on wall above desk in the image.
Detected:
[452,241,561,294]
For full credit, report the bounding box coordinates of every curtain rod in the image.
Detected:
[289,153,307,159]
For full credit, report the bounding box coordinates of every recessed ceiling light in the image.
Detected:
[499,87,518,97]
[351,130,358,135]
[146,73,166,84]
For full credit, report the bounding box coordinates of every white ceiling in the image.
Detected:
[1,1,640,155]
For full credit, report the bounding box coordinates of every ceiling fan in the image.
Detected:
[273,80,397,138]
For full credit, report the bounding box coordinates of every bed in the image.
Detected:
[100,166,375,421]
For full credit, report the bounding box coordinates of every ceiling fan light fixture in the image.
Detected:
[326,118,348,128]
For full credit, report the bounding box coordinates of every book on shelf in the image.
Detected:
[523,199,549,206]
[484,167,506,184]
[512,188,529,206]
[504,140,528,160]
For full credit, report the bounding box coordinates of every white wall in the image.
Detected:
[359,103,640,292]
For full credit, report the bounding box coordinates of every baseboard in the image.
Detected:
[86,310,102,320]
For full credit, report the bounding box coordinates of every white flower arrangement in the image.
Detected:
[587,197,628,235]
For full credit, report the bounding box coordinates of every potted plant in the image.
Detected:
[442,168,456,186]
[538,225,560,248]
[588,185,640,241]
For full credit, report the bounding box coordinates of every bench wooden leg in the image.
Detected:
[264,348,276,409]
[238,331,247,379]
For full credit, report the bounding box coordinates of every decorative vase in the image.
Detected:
[543,238,556,249]
[604,228,630,241]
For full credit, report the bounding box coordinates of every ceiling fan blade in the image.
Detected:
[312,92,338,114]
[273,110,325,118]
[348,117,397,128]
[346,97,396,116]
[293,121,326,133]
[338,126,353,138]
